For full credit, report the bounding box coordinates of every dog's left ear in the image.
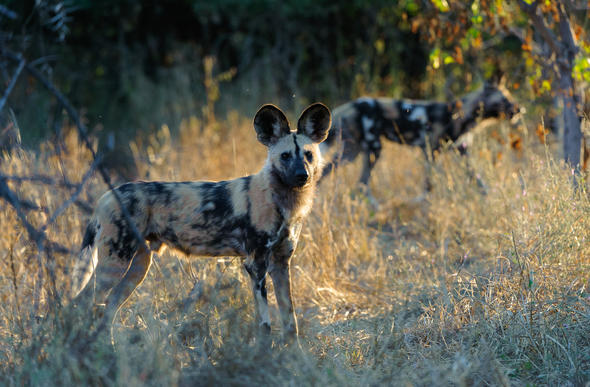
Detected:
[297,103,331,144]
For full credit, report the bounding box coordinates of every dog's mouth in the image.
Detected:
[291,180,311,190]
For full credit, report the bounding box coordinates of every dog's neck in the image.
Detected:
[452,92,485,138]
[258,165,316,224]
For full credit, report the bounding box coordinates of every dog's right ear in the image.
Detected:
[254,104,291,146]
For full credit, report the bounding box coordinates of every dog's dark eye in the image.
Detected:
[304,151,313,161]
[281,152,291,160]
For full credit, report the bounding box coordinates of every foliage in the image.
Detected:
[413,0,589,109]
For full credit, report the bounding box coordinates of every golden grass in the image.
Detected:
[0,113,588,386]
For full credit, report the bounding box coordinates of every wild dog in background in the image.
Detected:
[321,80,520,186]
[71,103,331,341]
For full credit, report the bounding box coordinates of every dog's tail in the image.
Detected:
[70,218,100,300]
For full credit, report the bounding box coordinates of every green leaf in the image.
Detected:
[431,0,450,12]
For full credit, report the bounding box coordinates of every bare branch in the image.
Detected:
[518,0,563,56]
[41,155,101,231]
[0,49,149,253]
[3,174,79,189]
[556,2,578,61]
[0,5,18,20]
[0,56,24,114]
[562,0,590,11]
[0,175,71,255]
[506,25,546,56]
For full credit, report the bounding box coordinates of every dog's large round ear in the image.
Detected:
[297,103,331,143]
[253,104,291,146]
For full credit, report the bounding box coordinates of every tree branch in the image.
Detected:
[0,56,25,114]
[506,25,546,56]
[41,155,101,231]
[556,2,578,61]
[0,175,71,254]
[3,174,80,189]
[0,49,149,253]
[518,0,563,57]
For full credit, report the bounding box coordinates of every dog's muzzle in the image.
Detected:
[294,170,309,187]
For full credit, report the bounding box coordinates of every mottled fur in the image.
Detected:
[321,81,519,185]
[71,103,332,340]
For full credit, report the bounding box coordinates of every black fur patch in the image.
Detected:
[115,183,140,217]
[81,221,97,250]
[145,181,174,205]
[108,216,140,261]
[199,181,233,224]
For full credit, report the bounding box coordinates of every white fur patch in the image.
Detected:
[228,179,248,216]
[272,121,282,136]
[358,97,375,106]
[70,226,101,299]
[202,202,215,211]
[405,105,428,124]
[255,278,270,327]
[362,116,375,131]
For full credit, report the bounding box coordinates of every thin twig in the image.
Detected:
[0,5,17,20]
[9,234,24,334]
[2,50,148,253]
[0,49,148,344]
[0,175,72,254]
[0,56,24,114]
[3,174,81,189]
[41,155,101,230]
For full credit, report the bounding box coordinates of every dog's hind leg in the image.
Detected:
[244,255,271,334]
[103,245,153,323]
[73,242,130,316]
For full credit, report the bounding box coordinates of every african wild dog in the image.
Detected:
[321,80,520,186]
[71,103,332,341]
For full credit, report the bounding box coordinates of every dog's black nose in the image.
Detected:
[295,171,309,185]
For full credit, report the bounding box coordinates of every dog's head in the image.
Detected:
[476,78,520,120]
[254,103,331,189]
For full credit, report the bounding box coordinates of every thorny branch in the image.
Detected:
[1,48,148,253]
[41,155,102,231]
[0,47,149,341]
[0,56,24,114]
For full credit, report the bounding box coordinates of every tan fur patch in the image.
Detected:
[228,178,248,216]
[375,98,400,120]
[248,170,277,234]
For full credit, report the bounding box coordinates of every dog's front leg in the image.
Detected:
[359,146,381,187]
[244,255,270,334]
[269,260,297,341]
[268,227,300,342]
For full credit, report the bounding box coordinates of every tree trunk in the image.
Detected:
[519,0,582,174]
[556,3,582,171]
[560,76,582,169]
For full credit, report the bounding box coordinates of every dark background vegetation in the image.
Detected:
[2,0,527,149]
[8,0,590,176]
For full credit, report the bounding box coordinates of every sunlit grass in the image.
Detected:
[0,112,588,385]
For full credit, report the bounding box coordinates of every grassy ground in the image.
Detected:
[0,111,588,386]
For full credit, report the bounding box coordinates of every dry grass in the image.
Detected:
[0,112,589,386]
